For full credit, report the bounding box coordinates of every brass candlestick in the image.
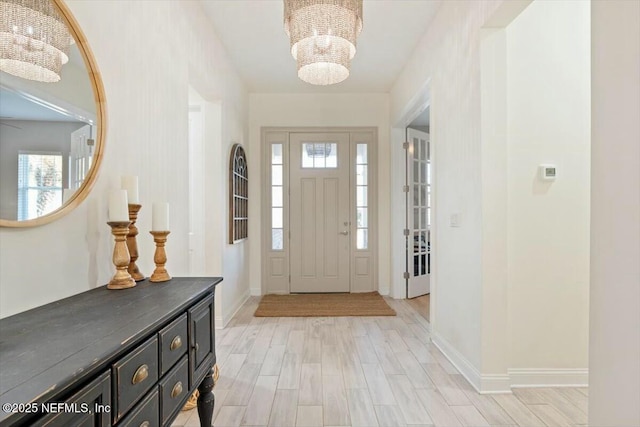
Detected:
[126,204,145,281]
[107,221,136,290]
[149,231,171,282]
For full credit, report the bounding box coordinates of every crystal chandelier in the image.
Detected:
[0,0,71,82]
[284,0,363,86]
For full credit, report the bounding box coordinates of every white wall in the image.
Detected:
[248,93,391,296]
[0,0,249,319]
[392,0,590,391]
[506,0,590,383]
[589,1,640,425]
[391,0,504,384]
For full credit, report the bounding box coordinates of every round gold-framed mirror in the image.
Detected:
[0,0,106,227]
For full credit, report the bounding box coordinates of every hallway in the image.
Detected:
[172,297,587,427]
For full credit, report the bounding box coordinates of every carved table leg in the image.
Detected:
[197,367,215,427]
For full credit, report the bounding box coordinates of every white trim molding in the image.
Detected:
[432,333,483,393]
[509,368,589,388]
[216,290,251,329]
[250,287,262,296]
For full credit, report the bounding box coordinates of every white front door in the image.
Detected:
[407,128,431,298]
[289,132,351,292]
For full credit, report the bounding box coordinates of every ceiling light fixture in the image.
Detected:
[284,0,363,86]
[0,0,71,82]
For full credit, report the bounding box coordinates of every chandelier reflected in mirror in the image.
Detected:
[284,0,363,86]
[0,0,71,82]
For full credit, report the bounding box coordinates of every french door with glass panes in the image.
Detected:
[263,129,376,294]
[407,128,431,298]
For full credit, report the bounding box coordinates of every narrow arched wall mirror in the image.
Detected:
[0,0,106,227]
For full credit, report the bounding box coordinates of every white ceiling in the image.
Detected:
[200,0,442,93]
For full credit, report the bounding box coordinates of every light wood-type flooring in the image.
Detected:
[172,297,588,427]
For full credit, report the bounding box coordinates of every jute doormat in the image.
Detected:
[254,292,396,317]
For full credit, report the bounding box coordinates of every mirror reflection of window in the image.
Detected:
[17,152,63,220]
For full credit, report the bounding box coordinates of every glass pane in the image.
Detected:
[427,207,431,226]
[325,143,337,168]
[313,144,326,168]
[357,207,368,228]
[427,163,431,185]
[413,184,419,206]
[272,228,284,250]
[272,165,283,185]
[356,186,368,207]
[414,208,419,230]
[413,138,419,160]
[272,144,283,165]
[413,159,420,183]
[357,143,368,164]
[302,143,314,168]
[420,139,427,161]
[272,186,283,207]
[421,208,427,230]
[413,232,421,255]
[356,165,368,186]
[413,255,419,276]
[421,254,427,275]
[272,207,283,228]
[420,184,427,207]
[357,228,368,250]
[421,162,427,183]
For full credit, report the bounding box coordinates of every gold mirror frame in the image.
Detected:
[0,0,106,228]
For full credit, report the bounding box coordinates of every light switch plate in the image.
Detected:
[539,164,557,181]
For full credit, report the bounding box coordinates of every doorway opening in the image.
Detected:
[262,127,378,295]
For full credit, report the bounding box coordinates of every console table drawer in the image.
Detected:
[159,356,188,426]
[33,371,111,427]
[113,336,159,423]
[188,295,214,389]
[117,386,159,427]
[158,314,187,376]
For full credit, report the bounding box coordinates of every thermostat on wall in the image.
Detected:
[539,164,557,181]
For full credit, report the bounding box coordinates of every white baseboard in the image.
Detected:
[509,368,589,387]
[250,287,262,296]
[216,289,250,329]
[378,286,390,296]
[432,333,512,394]
[431,333,483,393]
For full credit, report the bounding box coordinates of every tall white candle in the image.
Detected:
[121,176,139,204]
[108,189,129,222]
[152,202,169,231]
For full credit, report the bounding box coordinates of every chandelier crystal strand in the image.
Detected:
[284,0,363,86]
[0,0,71,82]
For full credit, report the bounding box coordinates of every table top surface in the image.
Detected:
[0,277,222,424]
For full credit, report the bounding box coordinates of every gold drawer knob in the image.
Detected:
[171,381,183,399]
[132,364,149,385]
[140,422,150,427]
[170,335,182,351]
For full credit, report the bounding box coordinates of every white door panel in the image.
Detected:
[407,128,431,298]
[290,132,350,292]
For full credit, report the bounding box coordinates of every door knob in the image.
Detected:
[339,230,349,235]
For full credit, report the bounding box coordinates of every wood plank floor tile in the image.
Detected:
[450,405,490,427]
[242,376,278,426]
[278,352,302,390]
[414,388,462,427]
[269,389,299,427]
[387,375,433,425]
[323,375,351,426]
[361,363,397,405]
[527,404,573,427]
[296,406,323,427]
[299,363,323,405]
[260,345,286,376]
[492,394,545,427]
[214,405,246,427]
[174,295,590,427]
[373,405,408,427]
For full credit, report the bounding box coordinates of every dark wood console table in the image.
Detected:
[0,277,222,427]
